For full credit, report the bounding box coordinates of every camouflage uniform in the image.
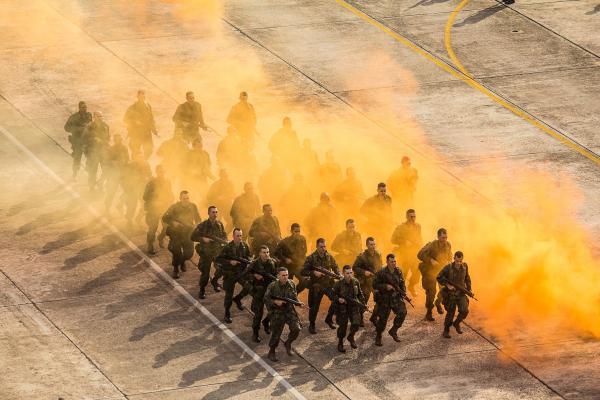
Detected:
[390,221,423,292]
[162,201,201,274]
[191,219,227,293]
[216,240,252,315]
[248,258,277,335]
[64,110,92,177]
[333,277,365,341]
[82,119,110,190]
[124,100,156,159]
[373,266,407,336]
[273,234,307,281]
[437,262,471,329]
[418,240,452,314]
[302,250,339,327]
[331,229,362,267]
[172,100,206,143]
[359,194,393,243]
[103,142,129,211]
[226,100,256,148]
[264,279,302,349]
[248,215,281,255]
[229,192,261,240]
[143,175,173,250]
[352,249,382,304]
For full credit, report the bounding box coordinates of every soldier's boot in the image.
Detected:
[424,309,435,321]
[233,295,244,311]
[375,332,383,347]
[198,288,206,300]
[147,242,156,255]
[324,314,337,330]
[453,320,463,334]
[309,323,317,335]
[158,235,166,249]
[443,325,451,339]
[284,329,299,356]
[181,260,187,272]
[359,313,365,328]
[347,334,358,349]
[337,338,346,353]
[172,265,180,279]
[211,277,221,292]
[369,314,378,327]
[252,329,261,343]
[388,326,401,343]
[267,346,278,362]
[435,299,444,315]
[224,310,232,324]
[262,319,271,335]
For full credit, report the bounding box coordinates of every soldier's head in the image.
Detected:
[137,89,146,102]
[180,190,190,204]
[277,267,289,283]
[406,209,416,223]
[345,219,355,232]
[343,265,353,281]
[156,164,165,178]
[366,237,376,252]
[262,204,273,216]
[93,111,103,121]
[437,228,448,243]
[377,182,387,197]
[207,205,218,220]
[454,251,464,266]
[259,245,270,261]
[243,182,254,194]
[185,91,195,103]
[192,138,203,150]
[401,156,411,168]
[113,134,123,145]
[386,254,397,268]
[233,228,243,243]
[290,223,301,236]
[319,192,330,204]
[316,238,326,255]
[346,167,356,179]
[78,101,87,113]
[239,91,248,102]
[282,116,292,128]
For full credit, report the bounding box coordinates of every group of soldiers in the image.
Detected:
[63,90,475,362]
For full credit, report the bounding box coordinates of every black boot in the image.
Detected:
[180,261,187,272]
[147,242,156,255]
[172,265,180,279]
[284,340,294,356]
[233,296,244,311]
[453,320,463,334]
[375,332,383,346]
[262,319,271,335]
[198,288,206,299]
[268,346,278,362]
[347,334,358,349]
[224,311,232,324]
[443,325,451,339]
[252,329,261,343]
[324,316,336,330]
[211,278,221,292]
[388,328,401,343]
[369,314,378,327]
[337,338,346,353]
[436,302,444,315]
[424,309,435,321]
[309,323,317,334]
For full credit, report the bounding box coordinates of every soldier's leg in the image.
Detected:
[324,287,336,327]
[86,155,100,190]
[336,311,349,339]
[223,276,236,317]
[198,257,212,293]
[434,283,444,314]
[422,275,436,320]
[124,194,137,226]
[361,285,372,326]
[168,239,183,278]
[453,296,469,334]
[145,211,159,252]
[285,318,301,350]
[142,136,153,160]
[210,265,223,289]
[251,297,265,334]
[444,297,458,336]
[407,260,421,294]
[233,280,250,307]
[182,240,194,265]
[268,315,285,349]
[72,143,83,178]
[375,304,391,334]
[308,289,324,326]
[390,301,407,338]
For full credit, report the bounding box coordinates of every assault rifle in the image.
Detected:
[312,266,342,280]
[447,282,478,301]
[341,296,372,314]
[271,295,307,308]
[204,235,228,245]
[383,274,415,308]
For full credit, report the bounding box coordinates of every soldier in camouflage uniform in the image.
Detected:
[172,91,208,143]
[103,134,129,214]
[333,265,366,353]
[64,101,92,179]
[248,245,278,343]
[191,206,227,299]
[230,182,261,240]
[264,267,304,362]
[302,238,340,334]
[273,223,308,292]
[373,254,408,346]
[331,219,362,268]
[352,237,382,327]
[418,228,452,321]
[162,191,201,278]
[121,151,152,228]
[143,164,173,254]
[360,182,393,246]
[123,90,157,159]
[249,204,282,255]
[82,111,110,192]
[390,208,423,296]
[216,228,252,323]
[437,251,472,338]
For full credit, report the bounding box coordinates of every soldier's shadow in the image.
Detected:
[454,4,505,27]
[15,201,80,236]
[61,233,125,270]
[6,186,68,217]
[40,218,104,254]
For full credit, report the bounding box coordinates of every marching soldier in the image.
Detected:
[268,117,300,164]
[332,167,366,220]
[331,219,362,267]
[302,238,340,334]
[156,130,188,187]
[352,237,382,326]
[191,206,227,299]
[103,134,129,214]
[216,228,252,323]
[273,223,308,292]
[226,91,257,148]
[248,204,282,255]
[264,267,304,362]
[206,169,235,230]
[230,182,261,240]
[123,90,157,159]
[64,101,92,179]
[82,111,110,192]
[248,246,277,343]
[143,165,174,254]
[418,228,452,321]
[373,254,408,346]
[333,265,366,353]
[390,209,423,296]
[183,138,214,202]
[162,191,201,278]
[437,251,472,338]
[172,91,208,143]
[387,156,418,213]
[360,182,393,244]
[122,152,152,229]
[304,192,339,246]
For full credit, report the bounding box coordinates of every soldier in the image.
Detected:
[248,245,277,343]
[273,223,308,291]
[331,219,362,267]
[162,191,201,278]
[156,131,188,187]
[103,134,129,214]
[172,91,208,143]
[258,156,289,205]
[226,91,257,148]
[191,206,227,299]
[317,150,343,193]
[184,138,214,202]
[122,152,152,229]
[268,117,300,163]
[264,267,304,362]
[360,182,393,244]
[206,169,235,229]
[82,111,110,192]
[304,192,339,245]
[123,89,157,159]
[278,173,312,228]
[437,251,472,338]
[143,164,174,254]
[352,237,382,326]
[333,265,366,353]
[387,156,418,213]
[332,167,366,220]
[249,204,282,255]
[390,209,423,296]
[302,238,340,334]
[64,101,92,179]
[216,228,252,323]
[299,138,320,178]
[230,182,261,240]
[373,254,408,346]
[418,228,452,321]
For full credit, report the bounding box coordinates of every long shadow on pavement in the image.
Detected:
[454,4,505,27]
[61,233,125,270]
[40,218,104,254]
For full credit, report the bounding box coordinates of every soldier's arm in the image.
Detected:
[64,115,74,133]
[417,242,432,263]
[390,226,401,246]
[161,204,176,225]
[190,223,204,242]
[330,256,339,275]
[436,265,450,286]
[465,264,472,292]
[172,104,181,123]
[301,256,313,277]
[263,283,274,309]
[193,205,201,225]
[373,271,386,292]
[352,255,366,277]
[399,271,407,293]
[248,219,259,238]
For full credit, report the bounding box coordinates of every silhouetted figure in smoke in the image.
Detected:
[206,169,235,230]
[216,126,256,181]
[229,182,261,240]
[143,164,174,254]
[172,91,208,144]
[332,218,362,268]
[183,138,214,204]
[437,251,472,338]
[249,204,282,255]
[258,156,289,205]
[268,116,300,169]
[64,101,92,180]
[305,192,339,246]
[274,223,308,292]
[387,156,418,215]
[103,134,129,214]
[299,138,320,178]
[333,167,366,220]
[124,89,157,160]
[360,182,393,245]
[82,111,110,192]
[279,173,313,228]
[390,208,423,296]
[226,91,257,149]
[318,150,343,193]
[418,228,452,322]
[156,130,188,188]
[122,152,151,229]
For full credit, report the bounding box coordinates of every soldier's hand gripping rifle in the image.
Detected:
[341,296,372,314]
[384,275,415,308]
[448,282,478,301]
[312,266,342,280]
[271,295,307,308]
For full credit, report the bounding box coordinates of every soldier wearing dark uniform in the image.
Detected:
[216,228,252,323]
[273,223,307,288]
[387,156,418,213]
[332,167,366,220]
[143,165,174,254]
[226,91,257,149]
[437,251,472,338]
[162,191,201,278]
[64,101,92,179]
[390,209,423,296]
[122,152,152,228]
[82,111,110,192]
[264,267,304,362]
[331,219,362,267]
[103,134,129,214]
[304,192,339,246]
[418,228,452,321]
[352,237,382,326]
[123,90,157,159]
[183,138,214,202]
[172,91,208,143]
[206,169,235,230]
[333,265,366,353]
[373,254,408,346]
[360,182,393,244]
[302,238,340,334]
[191,206,227,299]
[230,182,261,240]
[156,131,188,187]
[248,246,277,343]
[249,204,282,255]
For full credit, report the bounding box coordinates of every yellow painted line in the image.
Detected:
[444,0,472,77]
[335,0,600,165]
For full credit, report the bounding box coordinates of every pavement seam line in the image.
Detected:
[336,0,600,166]
[0,125,306,400]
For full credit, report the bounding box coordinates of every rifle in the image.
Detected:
[244,260,277,282]
[341,296,372,314]
[204,235,228,245]
[447,282,478,301]
[271,295,307,308]
[383,273,415,308]
[312,266,342,280]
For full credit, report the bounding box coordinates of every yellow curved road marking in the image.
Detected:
[335,0,600,165]
[444,0,472,77]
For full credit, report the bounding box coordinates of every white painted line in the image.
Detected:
[0,126,306,400]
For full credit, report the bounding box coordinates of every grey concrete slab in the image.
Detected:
[0,273,29,307]
[353,0,496,18]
